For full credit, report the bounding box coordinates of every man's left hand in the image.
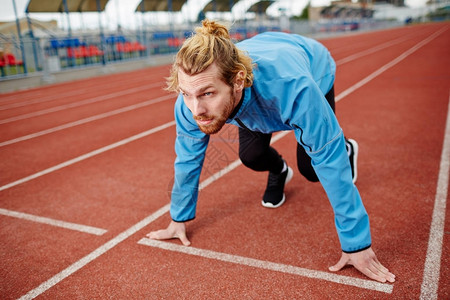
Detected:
[329,247,396,283]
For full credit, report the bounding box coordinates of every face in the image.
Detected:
[178,63,243,134]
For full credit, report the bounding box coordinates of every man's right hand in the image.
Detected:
[147,220,191,246]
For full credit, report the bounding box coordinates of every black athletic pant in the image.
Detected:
[238,86,336,182]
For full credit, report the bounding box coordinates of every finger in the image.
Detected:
[329,254,349,272]
[369,260,396,283]
[347,258,385,283]
[147,229,191,246]
[386,272,396,283]
[176,232,191,246]
[362,266,387,283]
[147,229,174,240]
[362,261,396,283]
[371,256,390,274]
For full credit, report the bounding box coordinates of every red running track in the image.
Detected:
[0,22,449,299]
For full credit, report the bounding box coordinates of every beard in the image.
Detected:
[194,91,236,135]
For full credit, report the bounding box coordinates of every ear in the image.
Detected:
[233,70,245,91]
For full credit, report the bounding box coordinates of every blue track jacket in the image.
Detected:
[171,32,371,253]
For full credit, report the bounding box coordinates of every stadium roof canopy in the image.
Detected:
[202,0,241,12]
[247,0,275,13]
[26,0,109,13]
[135,0,187,12]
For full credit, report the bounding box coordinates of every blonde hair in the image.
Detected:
[166,19,254,92]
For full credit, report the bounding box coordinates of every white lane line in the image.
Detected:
[0,83,163,125]
[419,93,450,300]
[0,124,286,194]
[16,131,289,299]
[0,94,174,147]
[0,208,107,236]
[0,30,422,147]
[16,27,449,298]
[0,89,87,110]
[0,77,159,110]
[138,238,393,294]
[335,34,413,66]
[336,25,448,102]
[120,31,450,296]
[0,120,176,192]
[17,203,170,300]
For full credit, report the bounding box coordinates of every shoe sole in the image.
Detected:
[261,167,294,208]
[348,139,358,184]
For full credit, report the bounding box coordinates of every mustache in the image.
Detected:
[193,115,213,121]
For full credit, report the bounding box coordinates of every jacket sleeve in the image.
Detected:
[171,94,209,222]
[285,77,372,253]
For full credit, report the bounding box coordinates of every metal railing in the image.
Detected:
[0,19,403,81]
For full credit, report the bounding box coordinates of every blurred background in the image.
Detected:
[0,0,448,87]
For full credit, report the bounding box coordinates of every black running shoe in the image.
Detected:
[346,139,358,184]
[262,164,293,208]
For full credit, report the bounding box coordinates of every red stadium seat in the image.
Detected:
[88,45,104,56]
[5,53,23,66]
[131,41,146,52]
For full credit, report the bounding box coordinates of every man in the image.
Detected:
[148,20,395,283]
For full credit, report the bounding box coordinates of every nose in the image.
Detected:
[192,98,206,116]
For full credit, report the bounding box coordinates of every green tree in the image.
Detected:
[292,2,310,20]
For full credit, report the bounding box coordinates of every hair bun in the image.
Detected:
[196,19,230,39]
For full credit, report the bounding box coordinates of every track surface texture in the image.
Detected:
[1,22,449,299]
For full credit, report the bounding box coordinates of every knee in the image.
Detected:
[297,164,320,182]
[239,147,265,171]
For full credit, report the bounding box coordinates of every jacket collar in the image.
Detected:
[228,87,251,120]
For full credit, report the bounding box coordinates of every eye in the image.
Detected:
[203,92,212,96]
